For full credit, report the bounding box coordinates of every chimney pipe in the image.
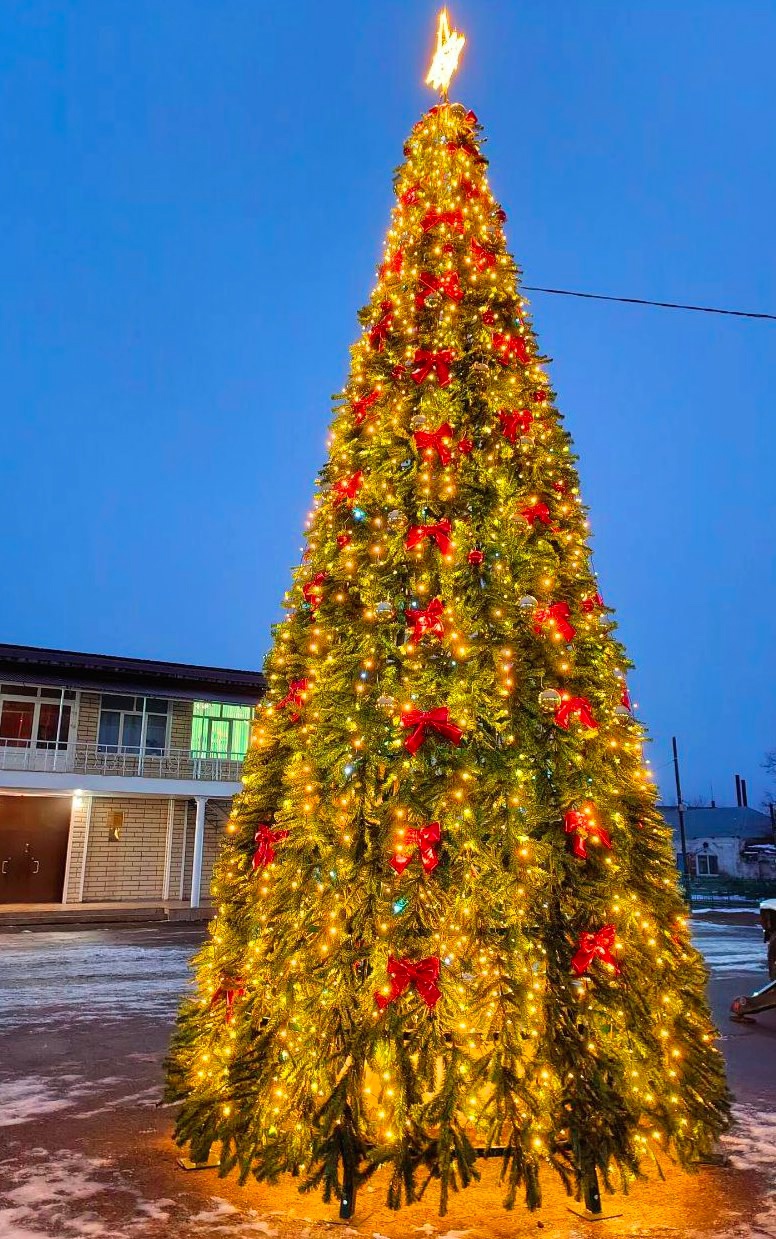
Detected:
[741,778,748,808]
[735,774,742,807]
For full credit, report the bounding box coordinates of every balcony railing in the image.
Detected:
[0,740,243,783]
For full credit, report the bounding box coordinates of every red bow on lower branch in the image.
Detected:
[406,597,445,643]
[421,207,464,234]
[414,422,454,465]
[390,821,441,875]
[302,572,327,612]
[571,925,620,976]
[332,471,364,505]
[351,388,381,425]
[369,301,394,351]
[411,348,454,387]
[499,408,533,442]
[520,501,552,527]
[620,683,632,711]
[492,331,529,366]
[210,980,245,1022]
[470,237,496,270]
[405,518,452,555]
[401,706,463,755]
[564,807,613,860]
[533,601,575,643]
[277,678,308,721]
[252,823,289,870]
[375,955,441,1010]
[554,696,598,731]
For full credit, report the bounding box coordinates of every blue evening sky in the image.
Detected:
[1,2,774,805]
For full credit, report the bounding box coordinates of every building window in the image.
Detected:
[696,853,719,877]
[191,702,252,761]
[97,696,170,755]
[0,687,74,750]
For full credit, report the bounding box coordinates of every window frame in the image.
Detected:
[0,686,74,751]
[96,695,171,756]
[191,701,252,761]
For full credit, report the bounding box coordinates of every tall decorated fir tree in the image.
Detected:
[166,12,729,1219]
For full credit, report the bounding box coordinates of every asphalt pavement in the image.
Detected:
[0,917,774,1239]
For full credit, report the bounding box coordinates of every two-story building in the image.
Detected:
[0,643,264,916]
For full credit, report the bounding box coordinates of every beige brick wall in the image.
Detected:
[76,693,101,745]
[82,796,168,901]
[170,700,192,751]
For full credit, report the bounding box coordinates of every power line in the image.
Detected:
[522,285,776,322]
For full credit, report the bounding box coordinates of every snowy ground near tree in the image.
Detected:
[0,920,774,1239]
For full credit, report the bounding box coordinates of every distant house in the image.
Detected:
[660,805,776,881]
[0,643,265,912]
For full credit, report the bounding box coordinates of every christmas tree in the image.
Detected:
[166,11,729,1219]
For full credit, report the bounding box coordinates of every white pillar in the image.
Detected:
[190,796,207,908]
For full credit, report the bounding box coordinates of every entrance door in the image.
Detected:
[0,797,71,903]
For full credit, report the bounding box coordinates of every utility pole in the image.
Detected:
[672,736,691,903]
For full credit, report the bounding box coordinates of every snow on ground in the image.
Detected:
[691,920,766,975]
[0,936,195,1029]
[0,1073,124,1127]
[716,1105,776,1238]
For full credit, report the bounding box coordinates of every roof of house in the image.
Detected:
[0,642,266,704]
[659,805,772,841]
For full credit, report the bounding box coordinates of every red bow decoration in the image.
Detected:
[499,408,533,442]
[210,981,245,1023]
[564,806,613,860]
[378,249,403,280]
[446,139,481,162]
[390,821,441,875]
[277,678,308,720]
[416,270,464,307]
[406,597,445,643]
[581,592,605,613]
[421,207,464,235]
[375,955,441,1010]
[252,823,290,870]
[463,109,479,128]
[533,601,576,643]
[458,438,474,455]
[571,925,620,976]
[460,177,481,200]
[302,572,327,611]
[332,471,364,505]
[351,389,381,425]
[414,422,454,465]
[620,683,632,711]
[405,518,453,555]
[492,331,529,366]
[411,348,454,387]
[401,184,421,206]
[554,696,598,731]
[401,706,463,755]
[520,501,552,527]
[470,238,496,270]
[369,300,394,351]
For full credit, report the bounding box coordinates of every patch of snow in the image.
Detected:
[692,923,767,975]
[0,1073,125,1127]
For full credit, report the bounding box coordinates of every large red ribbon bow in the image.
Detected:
[421,207,464,234]
[405,518,453,555]
[378,249,403,280]
[470,237,496,270]
[499,408,533,442]
[460,177,481,200]
[401,706,463,755]
[302,572,327,611]
[390,821,441,875]
[252,823,290,870]
[554,696,598,731]
[369,301,394,351]
[520,501,552,527]
[492,331,529,366]
[581,592,605,613]
[400,184,420,206]
[411,348,454,387]
[414,422,454,465]
[210,980,245,1023]
[564,807,613,860]
[416,270,464,307]
[571,925,620,976]
[533,601,576,643]
[351,388,381,425]
[332,471,364,505]
[375,955,441,1010]
[277,678,308,721]
[406,597,445,643]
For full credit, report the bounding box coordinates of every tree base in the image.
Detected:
[176,1155,220,1171]
[567,1205,623,1222]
